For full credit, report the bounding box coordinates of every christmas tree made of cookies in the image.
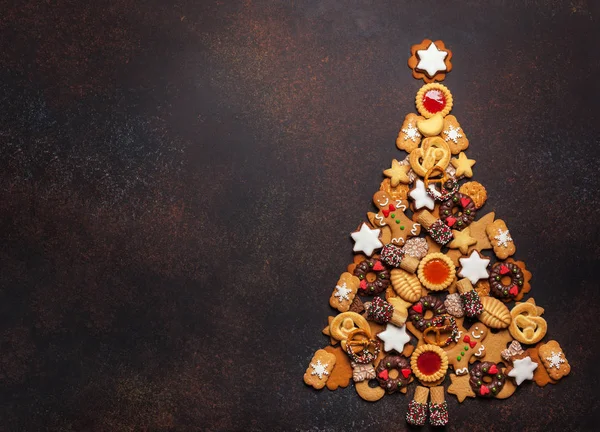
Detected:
[302,39,570,427]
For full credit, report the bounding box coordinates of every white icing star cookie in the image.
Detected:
[377,323,411,353]
[458,250,490,284]
[416,42,448,78]
[508,356,538,385]
[409,179,435,210]
[351,223,383,256]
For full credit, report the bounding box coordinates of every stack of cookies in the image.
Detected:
[303,40,570,427]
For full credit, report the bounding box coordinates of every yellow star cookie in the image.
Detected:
[383,159,411,186]
[447,227,477,254]
[451,152,476,178]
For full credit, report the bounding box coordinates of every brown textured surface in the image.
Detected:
[1,0,599,430]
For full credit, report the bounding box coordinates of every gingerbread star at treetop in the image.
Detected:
[408,39,453,83]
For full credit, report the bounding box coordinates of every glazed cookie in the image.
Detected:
[329,272,360,312]
[442,115,469,154]
[409,180,435,211]
[458,250,490,284]
[402,237,429,259]
[351,223,383,257]
[459,181,487,209]
[407,39,453,83]
[352,362,376,382]
[486,219,516,259]
[304,349,337,389]
[396,113,424,152]
[507,355,538,385]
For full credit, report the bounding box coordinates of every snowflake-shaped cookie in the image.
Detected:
[310,359,330,379]
[334,283,352,302]
[443,125,463,144]
[402,123,421,143]
[494,229,513,247]
[546,351,566,369]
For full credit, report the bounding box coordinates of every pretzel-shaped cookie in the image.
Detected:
[508,301,547,344]
[423,316,458,347]
[409,137,451,177]
[344,328,381,364]
[330,312,371,342]
[424,165,448,189]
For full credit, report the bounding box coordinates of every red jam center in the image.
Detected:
[422,259,450,285]
[416,351,442,375]
[422,89,446,113]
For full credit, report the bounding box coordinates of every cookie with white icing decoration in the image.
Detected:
[329,272,360,312]
[372,191,421,246]
[443,322,489,376]
[397,113,424,153]
[351,223,383,256]
[486,219,516,260]
[407,39,453,83]
[538,340,571,381]
[378,323,411,353]
[409,180,435,211]
[458,250,490,284]
[507,356,538,385]
[303,349,337,389]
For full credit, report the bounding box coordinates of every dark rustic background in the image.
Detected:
[1,1,599,431]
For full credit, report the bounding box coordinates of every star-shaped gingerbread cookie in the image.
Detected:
[407,39,453,83]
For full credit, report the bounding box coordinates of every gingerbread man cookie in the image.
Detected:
[444,323,489,376]
[372,191,420,246]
